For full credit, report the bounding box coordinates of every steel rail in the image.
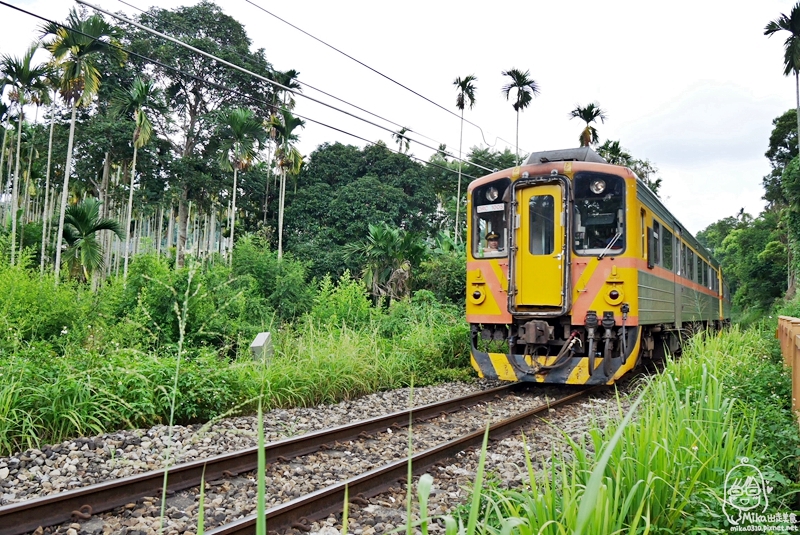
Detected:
[0,384,525,535]
[207,387,599,535]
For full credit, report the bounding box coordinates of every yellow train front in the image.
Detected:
[467,148,730,385]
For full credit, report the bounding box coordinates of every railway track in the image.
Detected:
[2,384,599,535]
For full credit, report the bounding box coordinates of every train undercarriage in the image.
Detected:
[469,317,696,385]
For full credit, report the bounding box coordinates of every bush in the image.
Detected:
[414,252,465,306]
[232,235,313,321]
[310,271,372,329]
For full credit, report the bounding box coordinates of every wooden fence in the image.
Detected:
[777,316,800,415]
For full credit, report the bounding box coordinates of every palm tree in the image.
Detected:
[501,68,540,166]
[270,109,305,259]
[273,69,302,110]
[570,103,607,147]
[62,197,123,285]
[110,76,160,280]
[0,42,49,266]
[597,139,632,165]
[392,127,410,154]
[40,73,61,275]
[766,3,800,153]
[216,107,267,264]
[41,8,125,285]
[453,74,477,243]
[345,222,427,302]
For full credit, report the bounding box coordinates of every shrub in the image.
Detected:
[310,271,373,329]
[414,252,466,306]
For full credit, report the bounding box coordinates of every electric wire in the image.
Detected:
[113,0,517,170]
[242,0,524,153]
[0,0,480,182]
[78,0,497,174]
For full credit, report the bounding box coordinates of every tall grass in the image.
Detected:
[434,326,795,535]
[0,257,470,456]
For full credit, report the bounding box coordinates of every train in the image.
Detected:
[466,147,731,385]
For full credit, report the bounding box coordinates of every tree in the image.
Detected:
[345,222,427,302]
[0,42,49,266]
[501,68,540,166]
[596,139,631,165]
[392,127,410,154]
[282,142,438,279]
[763,109,798,208]
[129,2,276,268]
[62,197,123,284]
[41,8,125,285]
[570,103,607,147]
[270,109,304,259]
[273,68,302,110]
[215,107,266,264]
[111,76,160,280]
[765,3,800,163]
[453,74,477,243]
[597,139,663,195]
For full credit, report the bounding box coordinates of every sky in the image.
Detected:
[0,0,797,234]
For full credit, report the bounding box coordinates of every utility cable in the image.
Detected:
[242,0,523,153]
[0,0,480,182]
[76,0,495,174]
[113,0,501,170]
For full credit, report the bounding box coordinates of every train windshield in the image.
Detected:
[472,179,510,258]
[573,172,626,256]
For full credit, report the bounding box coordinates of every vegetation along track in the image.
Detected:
[1,383,604,535]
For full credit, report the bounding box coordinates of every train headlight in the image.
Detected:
[604,287,624,305]
[486,187,499,201]
[589,179,606,194]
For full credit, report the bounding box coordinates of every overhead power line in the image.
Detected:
[241,0,522,153]
[112,0,508,172]
[74,0,495,174]
[0,0,482,182]
[115,0,443,148]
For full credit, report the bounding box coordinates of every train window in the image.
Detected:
[662,227,673,271]
[688,250,695,281]
[529,195,555,255]
[473,179,510,258]
[641,210,646,258]
[573,172,625,256]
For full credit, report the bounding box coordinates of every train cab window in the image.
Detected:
[662,228,673,271]
[529,195,555,255]
[573,172,625,256]
[472,179,510,258]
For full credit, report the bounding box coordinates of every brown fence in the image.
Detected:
[777,316,800,414]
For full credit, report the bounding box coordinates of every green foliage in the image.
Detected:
[346,222,428,301]
[0,245,95,352]
[311,271,372,329]
[763,109,798,208]
[699,210,786,311]
[414,251,466,306]
[0,248,471,454]
[231,234,313,320]
[284,142,438,277]
[104,253,273,354]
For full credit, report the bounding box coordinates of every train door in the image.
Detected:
[511,182,567,309]
[674,226,682,330]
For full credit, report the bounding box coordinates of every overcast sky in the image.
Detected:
[1,0,796,234]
